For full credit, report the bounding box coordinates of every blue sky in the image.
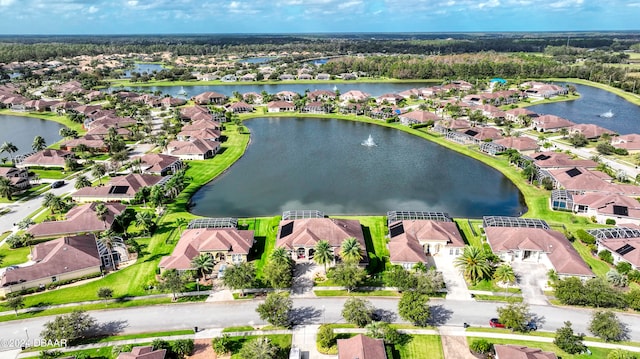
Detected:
[0,0,638,35]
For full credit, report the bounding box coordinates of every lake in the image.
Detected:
[114,81,439,98]
[190,117,526,218]
[528,83,640,135]
[0,115,64,156]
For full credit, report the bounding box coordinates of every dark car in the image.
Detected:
[489,318,505,328]
[526,320,538,331]
[51,180,65,188]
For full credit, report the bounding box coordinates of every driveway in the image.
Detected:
[432,256,473,301]
[511,261,549,306]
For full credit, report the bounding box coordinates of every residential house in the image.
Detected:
[159,97,187,108]
[117,345,166,359]
[301,101,328,114]
[530,152,598,169]
[267,101,295,113]
[337,334,386,359]
[276,217,368,264]
[276,91,298,102]
[227,101,254,113]
[612,134,640,153]
[532,115,575,132]
[16,149,74,168]
[242,92,263,104]
[27,202,127,239]
[60,135,108,153]
[521,82,568,99]
[572,193,640,225]
[72,173,162,202]
[376,93,403,105]
[297,73,313,80]
[545,167,613,193]
[279,74,295,81]
[179,105,211,121]
[494,345,557,359]
[484,217,593,279]
[159,227,255,271]
[308,90,336,101]
[181,118,221,132]
[192,91,227,105]
[0,167,30,190]
[505,108,538,124]
[494,137,539,154]
[315,73,331,80]
[166,138,220,160]
[568,124,615,140]
[387,218,465,269]
[0,235,102,296]
[239,73,256,82]
[177,127,221,142]
[398,110,439,126]
[339,90,370,103]
[134,153,184,176]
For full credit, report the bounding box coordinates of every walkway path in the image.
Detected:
[511,261,549,306]
[433,256,473,301]
[291,325,336,359]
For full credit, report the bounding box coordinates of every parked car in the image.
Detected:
[489,318,505,328]
[526,320,538,331]
[51,180,65,188]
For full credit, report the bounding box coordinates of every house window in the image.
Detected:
[51,276,57,282]
[450,249,454,255]
[455,249,460,255]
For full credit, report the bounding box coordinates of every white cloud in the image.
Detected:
[338,1,362,10]
[88,5,99,13]
[477,0,500,8]
[0,0,16,6]
[549,0,584,8]
[127,0,138,6]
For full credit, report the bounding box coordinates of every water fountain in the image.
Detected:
[361,134,377,147]
[599,109,614,118]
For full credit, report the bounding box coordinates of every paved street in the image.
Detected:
[3,298,640,352]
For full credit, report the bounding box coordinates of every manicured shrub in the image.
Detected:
[599,250,614,264]
[575,229,595,245]
[606,218,617,225]
[470,339,493,354]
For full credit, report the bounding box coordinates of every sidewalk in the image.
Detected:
[12,326,640,359]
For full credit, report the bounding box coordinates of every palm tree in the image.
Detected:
[270,247,292,266]
[0,177,16,200]
[32,135,46,152]
[91,163,107,185]
[340,237,362,265]
[95,202,109,229]
[75,175,92,189]
[135,211,155,236]
[175,217,188,231]
[314,240,334,273]
[191,253,215,283]
[0,142,18,165]
[454,246,493,285]
[130,157,143,173]
[494,264,516,292]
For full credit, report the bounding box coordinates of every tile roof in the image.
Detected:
[159,228,254,270]
[276,218,366,255]
[533,114,575,130]
[494,137,539,151]
[136,153,181,174]
[599,237,640,268]
[494,344,557,359]
[0,235,101,286]
[337,334,387,359]
[73,174,162,199]
[532,152,597,169]
[28,202,126,238]
[400,110,439,123]
[21,149,73,167]
[485,227,593,277]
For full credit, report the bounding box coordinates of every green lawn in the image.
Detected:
[0,109,86,133]
[469,279,521,293]
[391,335,444,359]
[314,290,399,297]
[454,219,483,248]
[228,334,292,359]
[29,168,72,180]
[331,215,388,273]
[241,216,281,278]
[0,124,250,311]
[0,243,30,267]
[572,241,611,277]
[467,336,612,359]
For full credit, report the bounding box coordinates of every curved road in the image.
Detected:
[2,298,640,350]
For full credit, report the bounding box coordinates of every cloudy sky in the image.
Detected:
[0,0,637,34]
